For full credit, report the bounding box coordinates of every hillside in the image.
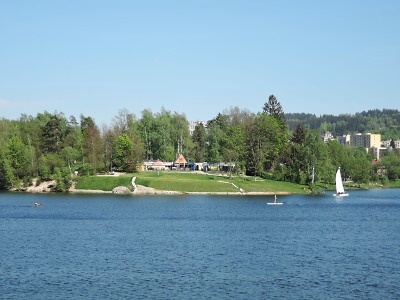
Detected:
[286,109,400,140]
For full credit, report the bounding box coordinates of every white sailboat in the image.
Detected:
[334,167,349,197]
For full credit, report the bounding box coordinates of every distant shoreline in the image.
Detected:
[19,179,291,196]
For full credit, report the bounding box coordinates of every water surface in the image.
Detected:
[1,190,399,299]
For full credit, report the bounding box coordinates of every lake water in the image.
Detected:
[1,189,400,299]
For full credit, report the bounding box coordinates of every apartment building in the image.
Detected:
[382,140,400,149]
[349,133,381,148]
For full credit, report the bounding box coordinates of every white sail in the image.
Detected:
[335,168,348,196]
[336,168,345,194]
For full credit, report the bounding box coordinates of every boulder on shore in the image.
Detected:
[112,186,132,194]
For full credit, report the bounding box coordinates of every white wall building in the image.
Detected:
[189,121,207,136]
[322,131,334,143]
[382,140,400,149]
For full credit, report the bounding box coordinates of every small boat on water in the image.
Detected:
[267,195,283,205]
[334,167,349,197]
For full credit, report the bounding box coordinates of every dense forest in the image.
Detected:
[286,109,400,140]
[1,96,399,192]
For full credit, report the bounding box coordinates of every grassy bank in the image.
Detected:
[75,171,309,194]
[75,175,133,191]
[136,171,308,194]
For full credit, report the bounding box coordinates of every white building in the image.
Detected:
[337,134,351,146]
[189,121,207,136]
[382,140,400,149]
[322,131,334,143]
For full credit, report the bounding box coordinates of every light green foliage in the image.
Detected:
[7,135,31,178]
[53,167,72,192]
[246,112,287,179]
[81,115,103,174]
[114,134,134,171]
[376,151,400,180]
[0,149,16,189]
[206,121,224,164]
[137,108,188,161]
[113,131,145,172]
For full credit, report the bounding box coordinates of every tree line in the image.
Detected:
[286,109,400,140]
[1,96,399,191]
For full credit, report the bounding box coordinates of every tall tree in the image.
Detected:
[112,108,136,136]
[41,114,67,153]
[263,95,286,126]
[0,147,16,189]
[206,121,224,164]
[81,115,103,174]
[224,122,247,177]
[114,134,134,172]
[170,111,190,160]
[157,109,175,161]
[302,129,331,186]
[138,109,156,160]
[7,135,32,180]
[347,147,372,183]
[245,114,282,179]
[192,123,207,162]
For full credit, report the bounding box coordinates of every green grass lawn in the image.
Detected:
[75,171,400,194]
[75,175,133,191]
[136,172,239,193]
[75,171,309,194]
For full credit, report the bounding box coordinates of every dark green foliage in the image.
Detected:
[41,114,67,153]
[286,109,400,139]
[291,124,306,144]
[263,95,286,126]
[192,123,207,162]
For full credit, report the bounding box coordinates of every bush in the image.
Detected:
[78,163,93,176]
[53,167,73,192]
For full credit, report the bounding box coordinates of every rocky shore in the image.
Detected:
[23,179,287,195]
[22,173,290,196]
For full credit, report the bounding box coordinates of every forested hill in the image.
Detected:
[285,109,400,140]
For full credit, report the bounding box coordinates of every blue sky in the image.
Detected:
[1,0,399,125]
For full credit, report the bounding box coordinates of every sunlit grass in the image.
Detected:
[75,175,133,191]
[75,171,311,194]
[136,171,308,194]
